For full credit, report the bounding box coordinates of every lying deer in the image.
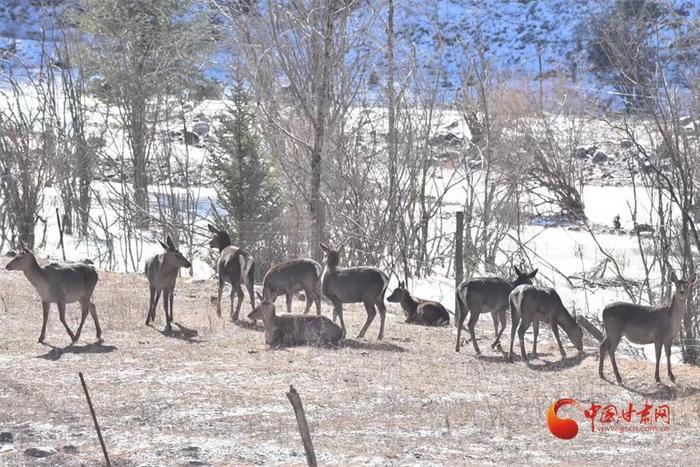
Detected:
[145,236,192,333]
[262,258,322,315]
[208,224,256,322]
[5,245,101,344]
[455,266,538,353]
[387,282,450,326]
[599,272,696,383]
[248,289,343,347]
[505,284,583,362]
[320,242,389,340]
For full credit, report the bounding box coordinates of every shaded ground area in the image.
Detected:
[1,260,699,465]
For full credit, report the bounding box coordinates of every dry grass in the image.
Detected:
[1,258,700,465]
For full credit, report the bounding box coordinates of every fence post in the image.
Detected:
[454,211,464,326]
[286,385,317,467]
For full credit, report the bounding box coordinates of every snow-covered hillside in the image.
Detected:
[2,0,699,97]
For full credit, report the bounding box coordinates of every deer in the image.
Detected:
[598,272,696,384]
[319,242,389,340]
[5,245,101,344]
[248,289,343,347]
[207,224,256,322]
[505,284,584,362]
[387,282,450,326]
[262,258,322,315]
[145,235,192,333]
[455,266,538,353]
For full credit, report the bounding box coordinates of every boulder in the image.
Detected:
[592,151,608,163]
[24,447,57,458]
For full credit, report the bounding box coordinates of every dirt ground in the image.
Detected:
[1,259,700,466]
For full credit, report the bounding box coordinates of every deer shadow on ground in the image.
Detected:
[37,341,117,361]
[601,377,700,401]
[233,320,264,332]
[474,350,555,364]
[342,338,406,353]
[156,322,202,343]
[525,351,589,372]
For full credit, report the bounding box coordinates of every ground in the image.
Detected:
[1,259,700,466]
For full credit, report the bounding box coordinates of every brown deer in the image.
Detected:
[262,258,322,315]
[505,284,584,362]
[455,266,538,353]
[598,272,696,383]
[248,289,343,347]
[207,224,256,322]
[145,236,192,333]
[5,245,101,344]
[387,282,450,326]
[319,242,389,340]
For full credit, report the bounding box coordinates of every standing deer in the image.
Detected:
[262,258,322,315]
[387,282,450,326]
[598,273,696,383]
[506,284,584,362]
[319,242,389,340]
[207,224,256,322]
[145,236,192,333]
[5,245,101,344]
[455,266,538,353]
[248,289,343,347]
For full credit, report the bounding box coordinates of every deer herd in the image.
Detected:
[4,224,697,385]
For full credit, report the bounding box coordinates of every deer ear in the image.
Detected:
[670,271,679,283]
[337,244,345,255]
[514,265,522,276]
[688,273,697,285]
[166,235,175,249]
[208,224,218,233]
[529,269,538,278]
[399,281,405,288]
[158,240,169,250]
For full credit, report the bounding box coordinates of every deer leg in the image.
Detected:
[607,336,622,383]
[518,318,530,362]
[455,305,468,353]
[531,320,539,358]
[146,286,155,325]
[654,341,663,383]
[598,338,608,379]
[151,290,161,323]
[57,302,76,343]
[38,301,50,344]
[357,302,377,339]
[313,289,322,316]
[163,289,172,333]
[333,302,346,338]
[550,322,566,358]
[302,290,313,314]
[507,308,520,362]
[74,300,90,343]
[665,342,675,383]
[490,311,503,351]
[286,293,294,314]
[216,278,224,317]
[169,287,175,326]
[247,279,256,313]
[467,309,481,355]
[376,300,387,341]
[232,286,244,322]
[89,303,102,341]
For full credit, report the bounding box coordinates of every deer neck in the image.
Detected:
[400,294,419,316]
[670,293,688,330]
[558,306,577,332]
[22,256,46,288]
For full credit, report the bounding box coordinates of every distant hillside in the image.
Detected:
[0,0,698,100]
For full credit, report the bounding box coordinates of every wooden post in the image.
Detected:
[55,208,66,261]
[454,211,464,327]
[79,373,111,466]
[286,385,317,467]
